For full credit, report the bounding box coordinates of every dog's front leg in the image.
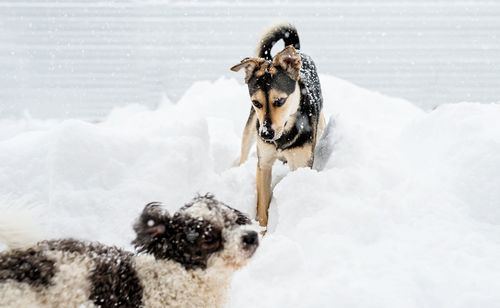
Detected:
[256,140,276,227]
[256,164,272,227]
[238,108,257,166]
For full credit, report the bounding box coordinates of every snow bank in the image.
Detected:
[1,76,500,307]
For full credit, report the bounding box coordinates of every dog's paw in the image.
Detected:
[232,156,246,167]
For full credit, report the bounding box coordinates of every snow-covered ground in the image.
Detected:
[1,76,500,307]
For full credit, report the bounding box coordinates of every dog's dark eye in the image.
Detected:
[273,98,286,107]
[201,233,220,249]
[252,100,263,109]
[204,235,215,244]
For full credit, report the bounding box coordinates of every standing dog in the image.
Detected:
[0,195,259,308]
[231,23,325,228]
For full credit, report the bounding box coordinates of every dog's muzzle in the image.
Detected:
[259,121,275,141]
[259,129,274,141]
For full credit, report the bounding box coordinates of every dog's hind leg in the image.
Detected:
[237,108,257,166]
[313,115,337,171]
[284,144,314,171]
[317,111,326,140]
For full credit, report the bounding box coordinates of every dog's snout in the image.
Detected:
[260,122,275,140]
[242,231,259,246]
[260,129,274,140]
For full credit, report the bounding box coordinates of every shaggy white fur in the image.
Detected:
[0,195,259,308]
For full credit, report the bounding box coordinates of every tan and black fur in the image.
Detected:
[231,24,325,228]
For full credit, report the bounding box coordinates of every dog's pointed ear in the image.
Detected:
[132,202,170,250]
[273,46,302,80]
[230,58,261,83]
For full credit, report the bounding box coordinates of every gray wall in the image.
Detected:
[1,0,499,120]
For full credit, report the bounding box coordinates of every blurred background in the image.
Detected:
[1,0,499,120]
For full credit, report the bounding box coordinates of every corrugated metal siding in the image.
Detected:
[0,0,499,119]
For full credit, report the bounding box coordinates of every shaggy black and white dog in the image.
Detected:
[0,195,259,307]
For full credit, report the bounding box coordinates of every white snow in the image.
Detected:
[1,76,500,307]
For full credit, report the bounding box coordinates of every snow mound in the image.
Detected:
[1,76,500,307]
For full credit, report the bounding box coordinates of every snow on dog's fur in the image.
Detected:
[0,194,259,308]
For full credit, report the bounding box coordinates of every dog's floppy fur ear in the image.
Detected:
[272,46,302,80]
[132,202,170,251]
[230,58,264,83]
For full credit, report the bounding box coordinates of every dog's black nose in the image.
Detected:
[242,231,259,246]
[260,128,274,141]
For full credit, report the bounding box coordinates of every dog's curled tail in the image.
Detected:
[0,208,44,250]
[257,23,300,60]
